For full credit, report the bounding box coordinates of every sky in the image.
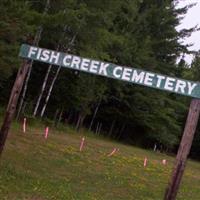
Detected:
[176,0,200,64]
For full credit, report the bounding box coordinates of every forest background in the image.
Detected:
[1,0,200,159]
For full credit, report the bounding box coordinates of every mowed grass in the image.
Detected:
[0,124,200,200]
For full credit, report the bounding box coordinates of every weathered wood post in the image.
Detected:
[164,98,200,200]
[0,59,30,155]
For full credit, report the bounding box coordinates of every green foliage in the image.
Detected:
[0,0,199,155]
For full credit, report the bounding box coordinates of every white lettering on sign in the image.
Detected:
[63,55,72,66]
[175,80,186,93]
[90,60,99,73]
[132,70,145,83]
[99,63,109,75]
[156,75,165,87]
[49,51,60,64]
[20,44,200,99]
[80,58,90,71]
[144,72,154,86]
[164,77,175,91]
[71,56,81,69]
[122,68,132,81]
[187,82,197,95]
[40,50,50,62]
[28,47,37,58]
[113,66,122,78]
[36,48,42,59]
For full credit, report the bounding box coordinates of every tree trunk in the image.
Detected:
[79,114,85,130]
[53,108,59,126]
[117,123,125,140]
[108,119,116,138]
[98,123,102,135]
[40,66,61,117]
[21,101,28,116]
[16,59,33,119]
[16,0,50,119]
[75,113,81,131]
[33,14,68,117]
[58,109,63,124]
[89,98,101,131]
[67,110,73,123]
[95,122,99,134]
[33,64,52,117]
[0,60,30,155]
[40,33,77,118]
[75,112,86,132]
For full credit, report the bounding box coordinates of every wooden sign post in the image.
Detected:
[0,60,30,155]
[164,98,200,200]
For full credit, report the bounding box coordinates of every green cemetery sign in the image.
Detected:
[19,44,200,98]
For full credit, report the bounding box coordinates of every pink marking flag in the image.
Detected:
[108,148,117,157]
[23,118,27,133]
[79,137,85,151]
[144,157,148,167]
[44,127,49,139]
[162,159,167,165]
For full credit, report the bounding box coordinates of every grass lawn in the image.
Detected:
[0,123,199,200]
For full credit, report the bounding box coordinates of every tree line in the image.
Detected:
[0,0,200,159]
